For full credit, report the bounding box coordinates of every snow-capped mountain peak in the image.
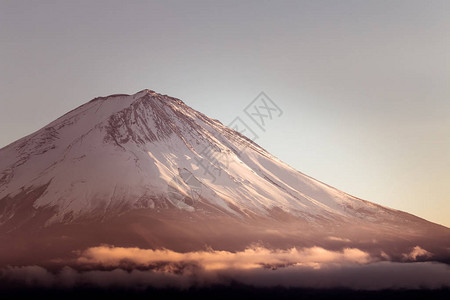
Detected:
[0,90,364,223]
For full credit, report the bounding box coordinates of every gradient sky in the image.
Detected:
[1,0,449,227]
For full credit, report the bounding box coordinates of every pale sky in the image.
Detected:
[1,0,449,227]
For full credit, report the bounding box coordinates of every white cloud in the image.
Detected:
[327,236,351,242]
[0,245,449,291]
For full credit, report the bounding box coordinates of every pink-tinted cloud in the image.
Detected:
[77,245,372,270]
[402,246,433,261]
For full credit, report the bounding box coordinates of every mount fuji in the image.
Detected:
[0,89,449,266]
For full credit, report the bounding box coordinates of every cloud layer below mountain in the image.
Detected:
[1,245,449,290]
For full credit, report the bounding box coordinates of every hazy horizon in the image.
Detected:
[1,0,449,227]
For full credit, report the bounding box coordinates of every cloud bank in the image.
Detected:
[1,245,449,291]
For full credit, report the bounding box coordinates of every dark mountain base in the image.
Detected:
[1,207,450,267]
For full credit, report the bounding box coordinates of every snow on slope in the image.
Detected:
[0,90,399,225]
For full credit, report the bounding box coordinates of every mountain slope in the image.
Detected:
[0,89,449,265]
